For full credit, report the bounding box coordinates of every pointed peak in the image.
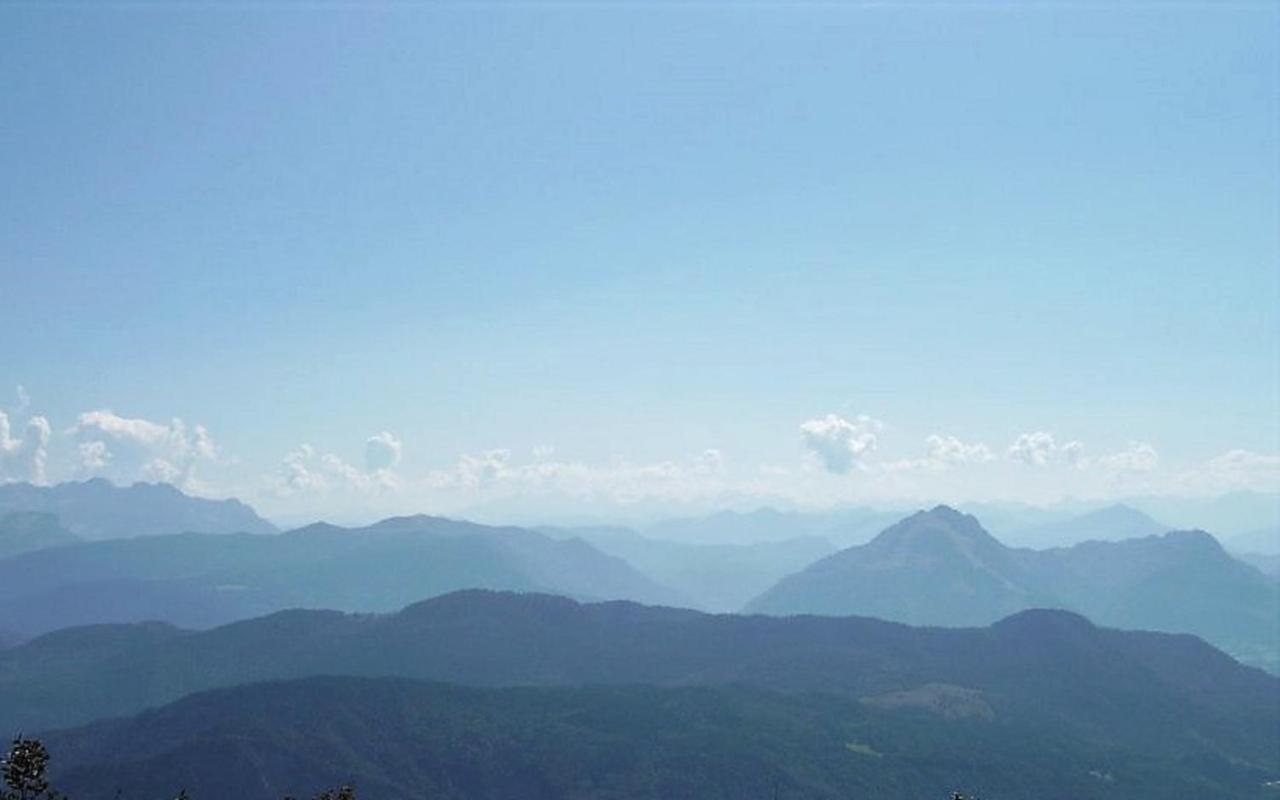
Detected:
[870,505,1000,550]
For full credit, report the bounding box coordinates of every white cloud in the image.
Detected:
[1007,432,1086,468]
[279,444,328,493]
[365,431,403,472]
[274,436,403,497]
[457,451,507,489]
[1095,441,1159,475]
[799,414,881,474]
[14,385,30,415]
[1007,431,1057,466]
[881,434,995,473]
[78,440,111,471]
[924,434,994,468]
[67,410,218,491]
[421,447,735,507]
[1171,449,1280,494]
[0,411,51,484]
[1060,439,1085,467]
[696,448,725,473]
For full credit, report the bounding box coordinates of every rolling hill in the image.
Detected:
[2,589,1276,781]
[41,675,1277,800]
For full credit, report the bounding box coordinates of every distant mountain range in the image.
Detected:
[640,507,905,547]
[3,590,1275,782]
[0,515,679,637]
[1229,525,1280,555]
[746,506,1280,670]
[999,503,1169,548]
[539,524,837,611]
[0,511,80,558]
[0,479,276,539]
[1,485,1275,665]
[1238,551,1280,576]
[43,674,1277,800]
[635,494,1280,548]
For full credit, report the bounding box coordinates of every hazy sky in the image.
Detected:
[1,3,1277,519]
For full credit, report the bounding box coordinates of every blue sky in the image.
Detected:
[1,2,1277,519]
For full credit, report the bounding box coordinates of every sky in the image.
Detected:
[1,2,1277,522]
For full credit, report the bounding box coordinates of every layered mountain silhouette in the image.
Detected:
[1230,525,1280,555]
[0,515,678,637]
[3,590,1276,780]
[43,675,1276,800]
[539,524,836,611]
[642,506,905,547]
[1001,503,1168,548]
[746,506,1279,670]
[0,479,276,539]
[0,511,79,558]
[747,506,1057,626]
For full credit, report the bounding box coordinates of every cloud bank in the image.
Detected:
[67,410,218,491]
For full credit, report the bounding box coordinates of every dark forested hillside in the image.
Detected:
[41,676,1276,800]
[3,590,1276,780]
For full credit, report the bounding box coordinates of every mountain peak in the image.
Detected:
[870,505,1001,551]
[1159,528,1226,555]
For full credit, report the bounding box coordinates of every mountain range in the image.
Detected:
[0,479,276,539]
[538,523,836,611]
[998,503,1169,548]
[0,515,678,637]
[747,506,1279,670]
[639,507,905,547]
[1,484,1275,670]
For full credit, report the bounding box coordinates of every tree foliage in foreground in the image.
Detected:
[4,735,985,800]
[4,737,350,800]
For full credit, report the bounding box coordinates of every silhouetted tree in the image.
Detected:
[3,737,357,800]
[1,737,60,800]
